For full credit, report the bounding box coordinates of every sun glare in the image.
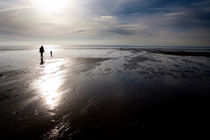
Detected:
[37,60,67,110]
[31,0,69,13]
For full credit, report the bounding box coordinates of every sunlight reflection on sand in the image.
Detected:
[37,59,69,111]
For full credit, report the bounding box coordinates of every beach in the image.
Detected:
[0,47,210,139]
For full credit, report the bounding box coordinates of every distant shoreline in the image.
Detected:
[150,50,210,57]
[1,45,210,50]
[1,46,210,57]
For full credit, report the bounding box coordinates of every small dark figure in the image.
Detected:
[50,51,52,57]
[39,46,45,59]
[39,46,45,65]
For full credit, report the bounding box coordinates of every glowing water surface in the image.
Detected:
[36,59,70,111]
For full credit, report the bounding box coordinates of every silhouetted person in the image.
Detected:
[39,46,45,65]
[50,51,52,57]
[39,46,45,59]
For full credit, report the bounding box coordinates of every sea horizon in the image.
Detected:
[1,45,210,51]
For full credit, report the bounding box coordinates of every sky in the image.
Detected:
[0,0,210,46]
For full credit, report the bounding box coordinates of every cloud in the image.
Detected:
[162,4,210,29]
[0,0,210,46]
[106,24,148,35]
[94,16,116,22]
[0,6,30,13]
[164,11,187,17]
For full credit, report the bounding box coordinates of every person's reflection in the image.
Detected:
[40,57,44,65]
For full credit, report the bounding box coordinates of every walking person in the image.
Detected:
[39,46,45,59]
[39,46,45,65]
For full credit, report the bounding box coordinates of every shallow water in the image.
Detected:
[0,48,210,139]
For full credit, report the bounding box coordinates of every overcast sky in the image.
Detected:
[0,0,210,46]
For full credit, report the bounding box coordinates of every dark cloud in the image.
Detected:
[162,1,210,29]
[115,0,210,31]
[77,30,89,33]
[116,0,206,15]
[108,27,135,35]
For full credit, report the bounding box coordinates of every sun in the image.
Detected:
[31,0,69,13]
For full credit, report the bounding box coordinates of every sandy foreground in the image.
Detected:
[0,48,210,139]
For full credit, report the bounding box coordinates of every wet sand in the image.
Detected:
[0,48,210,139]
